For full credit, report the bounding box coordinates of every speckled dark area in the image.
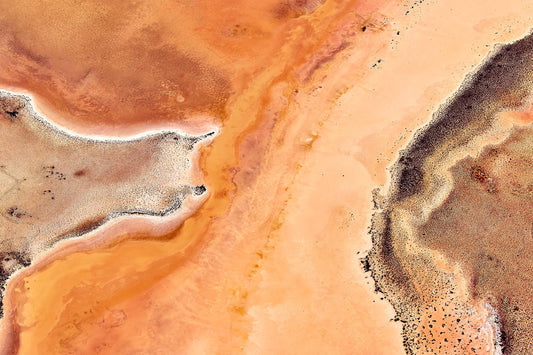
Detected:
[365,31,533,354]
[391,33,533,202]
[0,91,210,317]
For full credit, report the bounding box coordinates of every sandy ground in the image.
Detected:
[0,0,532,354]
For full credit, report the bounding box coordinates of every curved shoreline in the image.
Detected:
[365,30,533,354]
[0,88,217,353]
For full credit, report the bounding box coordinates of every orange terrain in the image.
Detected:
[0,0,532,354]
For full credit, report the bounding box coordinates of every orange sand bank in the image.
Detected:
[0,0,532,354]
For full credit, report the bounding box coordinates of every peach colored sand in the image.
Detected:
[0,0,532,354]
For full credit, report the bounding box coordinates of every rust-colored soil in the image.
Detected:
[0,0,533,354]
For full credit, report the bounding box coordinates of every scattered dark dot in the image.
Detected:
[194,185,207,195]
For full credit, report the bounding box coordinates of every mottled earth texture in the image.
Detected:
[1,0,533,353]
[0,91,208,314]
[366,32,533,354]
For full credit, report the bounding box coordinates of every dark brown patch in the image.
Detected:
[272,0,324,19]
[58,216,106,238]
[0,96,24,121]
[73,169,88,177]
[471,166,490,183]
[4,206,30,219]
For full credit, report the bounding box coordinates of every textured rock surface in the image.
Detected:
[366,32,533,353]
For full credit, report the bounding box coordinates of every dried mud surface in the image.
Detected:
[366,32,533,353]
